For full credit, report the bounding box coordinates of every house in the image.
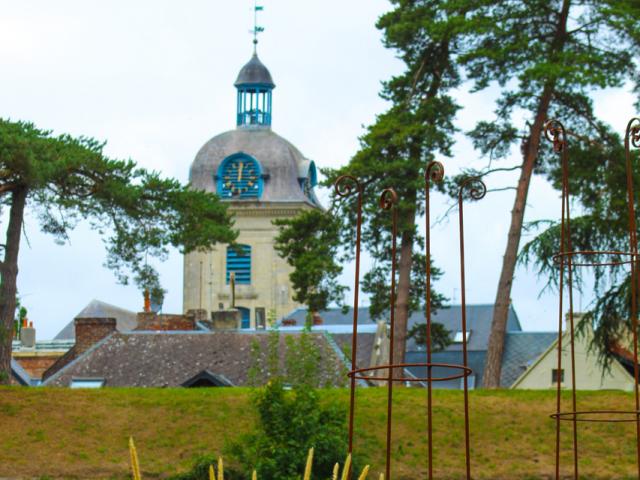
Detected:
[41,309,349,388]
[510,325,635,391]
[283,304,553,388]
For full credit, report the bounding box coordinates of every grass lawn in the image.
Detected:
[0,387,638,479]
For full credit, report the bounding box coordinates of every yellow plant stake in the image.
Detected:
[252,470,257,480]
[357,465,370,480]
[332,463,339,480]
[303,448,314,480]
[128,437,142,480]
[340,454,352,480]
[208,464,215,480]
[217,457,224,480]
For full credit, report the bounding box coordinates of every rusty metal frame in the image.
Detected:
[335,163,485,479]
[544,118,640,479]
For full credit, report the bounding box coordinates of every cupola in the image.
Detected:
[234,54,275,127]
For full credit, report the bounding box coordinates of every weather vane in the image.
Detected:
[251,0,265,53]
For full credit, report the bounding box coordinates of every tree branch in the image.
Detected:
[0,183,18,195]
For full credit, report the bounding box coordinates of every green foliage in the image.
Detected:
[13,298,27,340]
[274,209,347,313]
[363,251,447,321]
[226,380,351,480]
[247,328,346,388]
[168,455,243,480]
[0,118,238,294]
[519,132,640,366]
[417,0,640,371]
[407,319,452,352]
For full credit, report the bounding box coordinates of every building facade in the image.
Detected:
[183,53,320,328]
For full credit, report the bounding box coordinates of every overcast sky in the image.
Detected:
[1,1,636,340]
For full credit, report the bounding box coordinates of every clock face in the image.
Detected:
[220,158,261,198]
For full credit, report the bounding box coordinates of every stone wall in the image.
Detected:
[183,204,310,328]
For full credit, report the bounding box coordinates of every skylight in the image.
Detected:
[70,378,105,389]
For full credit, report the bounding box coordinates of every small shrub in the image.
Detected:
[226,380,356,480]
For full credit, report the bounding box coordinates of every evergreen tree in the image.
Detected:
[453,0,640,386]
[0,119,237,383]
[321,1,467,368]
[273,209,347,315]
[520,123,640,366]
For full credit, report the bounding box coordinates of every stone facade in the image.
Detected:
[183,54,320,329]
[184,203,311,327]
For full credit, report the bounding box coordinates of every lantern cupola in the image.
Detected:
[234,54,275,127]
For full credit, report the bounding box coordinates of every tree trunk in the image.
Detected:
[392,208,416,374]
[0,187,27,384]
[483,0,571,388]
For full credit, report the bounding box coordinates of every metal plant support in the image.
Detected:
[335,163,486,479]
[545,118,640,479]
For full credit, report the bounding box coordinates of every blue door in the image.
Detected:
[237,307,250,329]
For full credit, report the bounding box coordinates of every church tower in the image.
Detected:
[183,47,320,328]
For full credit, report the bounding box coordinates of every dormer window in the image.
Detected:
[453,331,471,343]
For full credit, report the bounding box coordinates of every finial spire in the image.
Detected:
[252,0,265,54]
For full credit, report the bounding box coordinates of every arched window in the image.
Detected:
[216,153,263,199]
[226,244,251,285]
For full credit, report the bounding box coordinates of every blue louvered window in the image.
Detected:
[226,244,251,284]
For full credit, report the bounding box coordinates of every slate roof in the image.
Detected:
[43,331,346,388]
[235,54,275,88]
[499,331,557,387]
[10,358,31,386]
[330,333,376,369]
[190,128,318,205]
[54,299,137,340]
[405,350,488,388]
[284,304,522,352]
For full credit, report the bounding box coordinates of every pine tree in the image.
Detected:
[454,0,640,386]
[0,119,237,383]
[321,1,471,368]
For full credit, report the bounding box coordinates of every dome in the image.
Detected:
[190,128,317,204]
[234,54,275,88]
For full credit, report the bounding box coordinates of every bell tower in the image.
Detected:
[183,5,321,328]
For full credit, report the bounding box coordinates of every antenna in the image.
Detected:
[251,0,265,53]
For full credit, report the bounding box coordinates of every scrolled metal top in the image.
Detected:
[625,117,640,149]
[379,188,398,210]
[458,176,487,202]
[334,174,362,199]
[544,119,567,152]
[425,161,445,183]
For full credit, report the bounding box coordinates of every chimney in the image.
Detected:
[20,318,36,348]
[136,312,196,331]
[74,317,117,353]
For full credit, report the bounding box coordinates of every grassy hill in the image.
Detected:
[0,387,638,479]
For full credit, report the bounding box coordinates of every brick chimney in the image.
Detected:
[74,317,117,353]
[135,312,195,331]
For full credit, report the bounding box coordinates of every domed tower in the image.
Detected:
[183,51,320,328]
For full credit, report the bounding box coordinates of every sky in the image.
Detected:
[0,1,637,340]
